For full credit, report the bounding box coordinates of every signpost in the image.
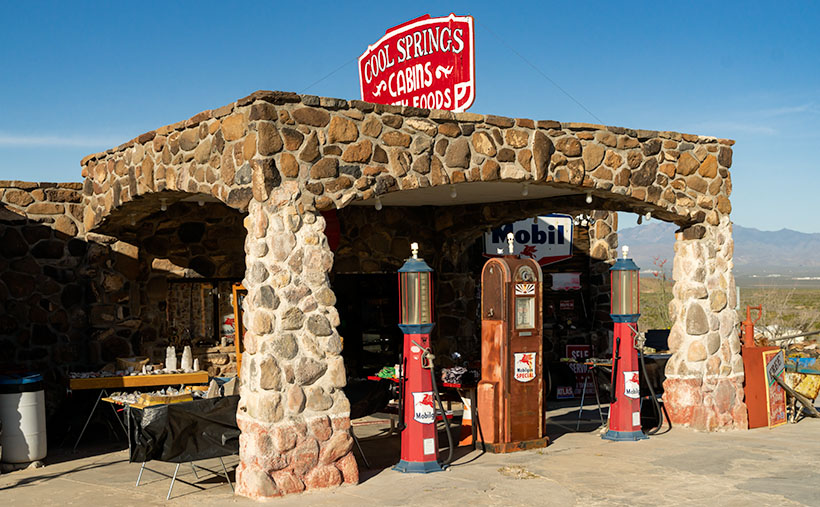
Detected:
[762,349,787,427]
[566,345,594,397]
[766,349,786,384]
[358,14,475,112]
[484,214,574,266]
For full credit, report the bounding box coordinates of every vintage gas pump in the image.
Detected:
[602,246,647,441]
[741,305,762,347]
[477,234,548,453]
[393,243,449,473]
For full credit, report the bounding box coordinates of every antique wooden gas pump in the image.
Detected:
[602,245,647,441]
[477,233,548,452]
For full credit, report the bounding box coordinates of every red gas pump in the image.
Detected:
[602,246,647,441]
[393,243,452,473]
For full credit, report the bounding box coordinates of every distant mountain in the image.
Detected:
[616,221,675,271]
[617,221,820,280]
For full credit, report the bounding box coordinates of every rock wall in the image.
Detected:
[235,201,356,497]
[124,201,247,365]
[0,181,142,417]
[1,181,88,376]
[588,211,619,327]
[663,217,747,430]
[0,181,248,402]
[79,90,734,234]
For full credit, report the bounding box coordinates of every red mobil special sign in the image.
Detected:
[358,14,475,112]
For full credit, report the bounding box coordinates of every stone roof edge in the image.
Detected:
[78,89,736,168]
[0,181,83,190]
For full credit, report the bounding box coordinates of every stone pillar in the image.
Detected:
[235,197,357,499]
[662,217,746,430]
[588,211,618,347]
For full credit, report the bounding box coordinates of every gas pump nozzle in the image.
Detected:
[411,340,435,369]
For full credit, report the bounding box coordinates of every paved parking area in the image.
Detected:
[2,403,819,506]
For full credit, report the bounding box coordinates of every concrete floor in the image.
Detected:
[2,402,819,506]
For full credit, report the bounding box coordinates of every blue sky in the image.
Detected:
[1,2,818,232]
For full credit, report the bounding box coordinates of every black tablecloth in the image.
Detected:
[127,395,240,463]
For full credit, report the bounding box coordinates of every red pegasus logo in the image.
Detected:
[521,245,537,259]
[420,393,435,408]
[520,354,533,367]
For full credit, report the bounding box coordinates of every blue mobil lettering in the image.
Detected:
[490,223,566,245]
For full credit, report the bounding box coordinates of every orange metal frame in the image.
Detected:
[232,283,247,376]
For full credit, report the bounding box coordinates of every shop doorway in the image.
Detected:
[333,273,402,378]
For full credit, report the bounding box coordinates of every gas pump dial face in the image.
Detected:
[517,266,535,282]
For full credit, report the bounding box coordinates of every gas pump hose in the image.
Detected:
[412,340,456,467]
[635,332,669,435]
[430,365,455,466]
[396,355,407,433]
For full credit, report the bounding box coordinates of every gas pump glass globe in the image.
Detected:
[398,258,434,326]
[610,247,640,318]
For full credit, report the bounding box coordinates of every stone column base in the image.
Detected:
[235,414,359,499]
[662,377,747,431]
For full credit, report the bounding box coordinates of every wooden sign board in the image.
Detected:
[762,349,787,428]
[566,344,594,397]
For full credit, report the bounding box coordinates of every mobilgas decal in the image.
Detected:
[514,352,536,382]
[484,214,573,266]
[623,371,640,399]
[412,391,436,424]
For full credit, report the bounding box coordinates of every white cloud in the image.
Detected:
[692,121,776,136]
[756,103,819,117]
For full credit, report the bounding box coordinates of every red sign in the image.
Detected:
[762,350,787,428]
[358,14,475,112]
[566,345,594,397]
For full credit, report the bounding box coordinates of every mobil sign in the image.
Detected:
[484,214,574,266]
[358,14,475,112]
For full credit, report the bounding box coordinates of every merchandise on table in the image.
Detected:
[109,386,203,405]
[375,366,396,379]
[441,367,480,385]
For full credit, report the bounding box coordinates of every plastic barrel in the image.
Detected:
[0,374,47,463]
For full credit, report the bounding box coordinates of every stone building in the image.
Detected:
[0,90,742,498]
